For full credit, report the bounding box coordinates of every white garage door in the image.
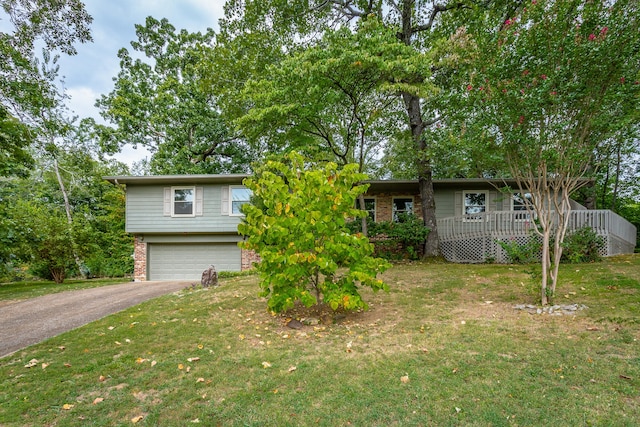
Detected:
[148,243,241,281]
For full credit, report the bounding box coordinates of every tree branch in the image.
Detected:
[412,3,469,34]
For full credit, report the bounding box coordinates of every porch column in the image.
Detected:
[133,235,147,282]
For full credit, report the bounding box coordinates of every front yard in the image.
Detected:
[1,256,639,426]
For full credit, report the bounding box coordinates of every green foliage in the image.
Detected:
[561,227,605,264]
[1,146,134,281]
[96,17,253,174]
[497,236,541,264]
[238,152,390,313]
[0,0,92,136]
[348,214,430,260]
[236,19,429,175]
[0,106,34,177]
[9,200,84,283]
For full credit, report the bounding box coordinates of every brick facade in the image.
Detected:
[241,249,260,270]
[133,235,147,282]
[372,193,423,222]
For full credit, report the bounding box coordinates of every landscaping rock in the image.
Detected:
[514,303,588,316]
[286,319,304,329]
[200,265,218,288]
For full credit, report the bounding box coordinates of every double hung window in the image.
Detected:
[512,192,533,220]
[463,191,487,221]
[392,198,413,222]
[172,187,195,217]
[230,186,252,215]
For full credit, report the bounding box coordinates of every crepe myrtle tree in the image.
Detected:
[238,152,391,313]
[461,0,640,304]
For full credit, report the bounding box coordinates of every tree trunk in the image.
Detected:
[358,193,368,237]
[402,93,440,257]
[53,156,86,278]
[612,142,622,211]
[398,0,440,258]
[540,228,550,306]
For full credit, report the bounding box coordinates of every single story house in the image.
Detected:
[105,175,637,281]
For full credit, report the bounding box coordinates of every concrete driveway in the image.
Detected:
[0,281,190,358]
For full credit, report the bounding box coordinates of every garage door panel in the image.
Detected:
[148,243,241,281]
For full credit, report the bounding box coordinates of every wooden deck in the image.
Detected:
[437,210,637,263]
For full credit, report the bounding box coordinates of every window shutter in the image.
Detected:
[195,187,204,216]
[455,191,462,216]
[163,187,171,216]
[221,185,229,215]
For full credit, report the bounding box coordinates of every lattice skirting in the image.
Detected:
[440,237,497,263]
[441,233,630,264]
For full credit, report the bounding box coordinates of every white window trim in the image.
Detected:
[511,192,533,221]
[462,191,488,222]
[171,186,196,218]
[356,197,377,222]
[229,185,251,217]
[364,197,377,223]
[392,196,414,222]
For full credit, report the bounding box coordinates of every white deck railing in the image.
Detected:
[437,210,636,251]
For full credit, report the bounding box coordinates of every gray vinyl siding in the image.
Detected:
[125,185,242,233]
[434,190,455,219]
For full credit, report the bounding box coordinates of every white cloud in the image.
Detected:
[66,86,102,121]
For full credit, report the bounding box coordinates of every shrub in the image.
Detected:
[350,213,430,260]
[497,235,541,264]
[561,226,604,263]
[238,152,391,313]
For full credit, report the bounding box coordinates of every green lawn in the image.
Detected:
[1,256,639,426]
[0,278,132,302]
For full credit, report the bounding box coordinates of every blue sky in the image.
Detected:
[58,0,225,165]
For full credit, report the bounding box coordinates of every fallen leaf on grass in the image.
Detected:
[131,415,144,423]
[288,366,297,373]
[41,363,50,370]
[178,364,184,370]
[62,403,74,410]
[196,378,205,383]
[58,346,66,351]
[64,363,72,368]
[136,357,148,364]
[93,397,104,405]
[24,359,38,368]
[400,375,409,383]
[586,327,599,331]
[262,361,272,368]
[99,375,107,382]
[187,357,200,362]
[151,360,157,367]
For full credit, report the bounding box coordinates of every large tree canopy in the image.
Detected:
[0,0,92,176]
[237,19,433,177]
[215,0,522,257]
[96,17,253,175]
